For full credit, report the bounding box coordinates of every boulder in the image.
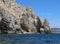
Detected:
[40,28,45,34]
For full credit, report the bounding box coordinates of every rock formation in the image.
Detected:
[34,16,42,33]
[41,19,51,34]
[0,0,51,34]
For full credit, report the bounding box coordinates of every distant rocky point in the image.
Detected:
[0,0,51,34]
[51,28,60,33]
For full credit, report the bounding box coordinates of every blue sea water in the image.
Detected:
[0,34,60,44]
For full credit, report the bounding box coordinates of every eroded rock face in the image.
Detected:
[42,19,51,33]
[0,0,51,34]
[1,0,15,4]
[34,16,42,33]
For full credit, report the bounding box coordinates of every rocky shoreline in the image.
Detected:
[0,0,51,34]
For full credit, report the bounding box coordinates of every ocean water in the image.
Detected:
[0,34,60,44]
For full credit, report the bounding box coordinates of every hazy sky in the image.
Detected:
[16,0,60,28]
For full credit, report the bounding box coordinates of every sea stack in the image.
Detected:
[43,19,51,33]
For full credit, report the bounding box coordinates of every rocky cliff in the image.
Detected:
[0,0,51,34]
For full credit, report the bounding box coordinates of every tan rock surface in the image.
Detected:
[0,0,51,34]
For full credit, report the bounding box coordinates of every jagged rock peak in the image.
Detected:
[42,19,51,34]
[43,19,49,26]
[26,7,32,11]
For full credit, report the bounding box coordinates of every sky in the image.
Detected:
[16,0,60,28]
